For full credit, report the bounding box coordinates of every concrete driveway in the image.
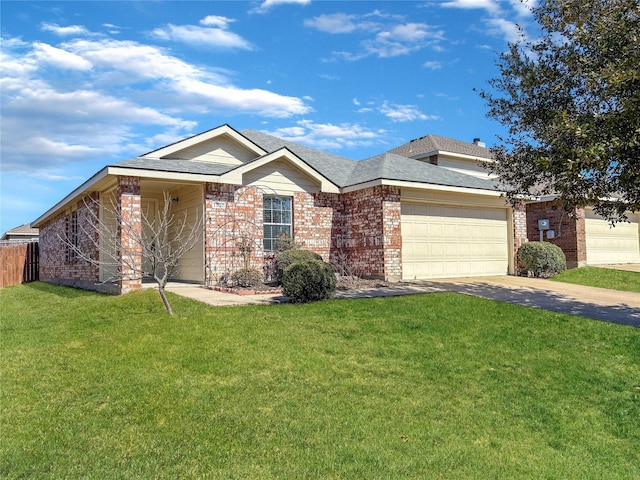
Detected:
[418,276,640,328]
[168,274,640,327]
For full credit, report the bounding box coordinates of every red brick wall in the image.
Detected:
[204,184,263,284]
[203,183,401,283]
[39,193,100,288]
[339,185,401,280]
[525,201,586,268]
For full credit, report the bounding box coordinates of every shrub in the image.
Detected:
[275,233,302,253]
[282,260,336,303]
[275,249,322,284]
[230,267,263,288]
[518,241,567,278]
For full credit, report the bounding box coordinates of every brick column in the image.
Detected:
[381,186,402,282]
[117,176,142,292]
[512,203,528,273]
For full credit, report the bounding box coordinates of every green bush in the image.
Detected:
[275,249,322,284]
[230,267,263,288]
[518,241,567,278]
[282,260,336,303]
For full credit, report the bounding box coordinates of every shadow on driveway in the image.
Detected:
[418,281,640,328]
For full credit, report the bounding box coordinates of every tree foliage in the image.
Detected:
[481,0,640,221]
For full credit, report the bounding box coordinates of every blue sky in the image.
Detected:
[0,0,536,234]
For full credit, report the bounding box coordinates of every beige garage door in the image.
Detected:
[585,210,640,265]
[401,202,509,280]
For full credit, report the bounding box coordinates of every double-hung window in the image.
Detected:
[263,195,292,252]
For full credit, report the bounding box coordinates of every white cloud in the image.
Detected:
[486,18,523,43]
[423,60,443,70]
[251,0,311,14]
[379,102,439,123]
[151,16,253,50]
[41,23,92,37]
[33,43,93,70]
[306,11,444,59]
[304,13,366,34]
[1,33,312,172]
[200,15,234,28]
[263,120,386,150]
[441,0,501,13]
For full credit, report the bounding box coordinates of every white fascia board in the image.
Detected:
[219,148,341,193]
[32,167,110,227]
[342,179,504,197]
[141,124,266,159]
[107,166,230,184]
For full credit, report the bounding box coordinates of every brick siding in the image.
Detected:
[526,200,586,268]
[117,176,142,291]
[41,175,529,293]
[39,193,100,288]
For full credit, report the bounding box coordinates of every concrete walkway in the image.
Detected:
[167,274,640,327]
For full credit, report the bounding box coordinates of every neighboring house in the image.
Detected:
[33,124,527,293]
[1,223,39,242]
[390,134,640,268]
[526,200,640,268]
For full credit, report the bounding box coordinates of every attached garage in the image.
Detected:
[401,201,510,279]
[585,209,640,265]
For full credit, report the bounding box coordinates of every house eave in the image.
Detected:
[106,166,232,185]
[32,167,111,228]
[342,178,504,197]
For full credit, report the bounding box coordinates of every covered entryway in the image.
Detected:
[401,202,509,279]
[585,209,640,265]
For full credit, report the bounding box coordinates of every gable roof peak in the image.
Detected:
[389,133,494,160]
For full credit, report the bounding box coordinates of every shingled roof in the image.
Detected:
[110,127,500,192]
[389,134,494,160]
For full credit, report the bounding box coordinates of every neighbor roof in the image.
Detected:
[389,134,494,160]
[348,152,498,191]
[1,223,39,240]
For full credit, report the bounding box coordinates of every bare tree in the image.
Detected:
[65,191,203,315]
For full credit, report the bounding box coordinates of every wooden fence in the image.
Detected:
[0,242,39,288]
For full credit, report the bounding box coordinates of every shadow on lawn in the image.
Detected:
[423,281,640,328]
[23,281,99,299]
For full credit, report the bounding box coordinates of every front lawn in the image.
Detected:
[1,282,639,479]
[551,266,640,293]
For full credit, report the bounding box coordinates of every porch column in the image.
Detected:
[117,176,142,292]
[512,203,528,273]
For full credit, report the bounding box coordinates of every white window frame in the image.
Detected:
[263,195,292,252]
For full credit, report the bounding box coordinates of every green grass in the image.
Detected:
[1,282,639,479]
[551,266,640,293]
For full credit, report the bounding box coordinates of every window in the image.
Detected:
[66,210,78,261]
[263,195,292,252]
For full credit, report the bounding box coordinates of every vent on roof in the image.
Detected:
[473,138,486,148]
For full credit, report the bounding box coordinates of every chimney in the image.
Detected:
[473,137,486,148]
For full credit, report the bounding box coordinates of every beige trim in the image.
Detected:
[141,124,266,159]
[342,178,504,197]
[220,148,341,193]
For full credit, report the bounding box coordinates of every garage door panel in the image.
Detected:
[402,202,509,280]
[585,210,640,264]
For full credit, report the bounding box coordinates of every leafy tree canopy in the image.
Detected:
[482,0,639,221]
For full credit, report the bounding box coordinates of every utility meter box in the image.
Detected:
[538,218,550,230]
